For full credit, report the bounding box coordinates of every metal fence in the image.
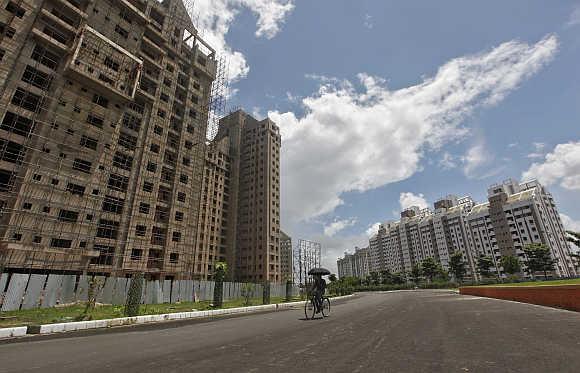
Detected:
[0,273,300,312]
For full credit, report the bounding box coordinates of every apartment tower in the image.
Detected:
[0,0,216,279]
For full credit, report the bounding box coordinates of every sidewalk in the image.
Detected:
[0,295,354,340]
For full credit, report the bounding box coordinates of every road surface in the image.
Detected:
[1,290,579,372]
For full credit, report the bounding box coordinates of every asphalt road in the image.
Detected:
[1,290,580,373]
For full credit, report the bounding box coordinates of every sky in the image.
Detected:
[189,0,580,274]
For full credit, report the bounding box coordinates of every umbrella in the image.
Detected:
[308,267,331,276]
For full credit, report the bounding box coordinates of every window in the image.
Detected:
[108,174,129,192]
[33,174,42,181]
[73,158,92,173]
[0,140,25,164]
[130,248,142,260]
[31,45,60,70]
[151,226,166,245]
[122,113,141,132]
[21,66,52,90]
[169,253,179,263]
[139,203,150,214]
[92,94,109,108]
[22,202,32,210]
[104,57,120,71]
[172,231,181,242]
[113,151,133,171]
[150,143,160,153]
[58,209,79,222]
[115,24,129,38]
[182,157,191,166]
[143,181,154,192]
[175,211,183,221]
[66,183,85,196]
[135,225,146,236]
[6,2,26,18]
[80,135,98,150]
[91,245,115,266]
[0,22,16,38]
[50,238,72,248]
[177,192,186,202]
[96,219,120,239]
[118,132,137,151]
[102,195,124,214]
[179,174,188,184]
[1,111,35,137]
[12,88,42,112]
[33,236,42,244]
[184,141,193,150]
[146,162,157,172]
[154,125,163,135]
[161,167,174,183]
[86,114,104,128]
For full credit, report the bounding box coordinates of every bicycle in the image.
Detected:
[304,295,331,320]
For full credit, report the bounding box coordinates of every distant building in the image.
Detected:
[337,247,371,279]
[359,179,576,280]
[280,231,293,282]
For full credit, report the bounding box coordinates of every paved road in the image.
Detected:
[1,290,580,372]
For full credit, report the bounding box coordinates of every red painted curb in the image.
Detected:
[459,285,580,312]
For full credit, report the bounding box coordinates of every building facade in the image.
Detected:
[207,110,281,282]
[280,230,292,282]
[363,179,577,280]
[337,246,371,279]
[0,0,216,279]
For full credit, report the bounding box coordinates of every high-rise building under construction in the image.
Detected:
[0,0,218,279]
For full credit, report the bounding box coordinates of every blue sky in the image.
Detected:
[194,0,580,272]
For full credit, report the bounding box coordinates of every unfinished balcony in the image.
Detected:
[65,26,142,101]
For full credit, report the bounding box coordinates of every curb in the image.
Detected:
[0,295,354,339]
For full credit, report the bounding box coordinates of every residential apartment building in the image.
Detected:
[0,0,216,279]
[362,179,577,280]
[280,230,292,282]
[211,110,282,282]
[337,246,371,279]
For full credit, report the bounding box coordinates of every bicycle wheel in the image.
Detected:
[304,298,316,320]
[321,297,331,317]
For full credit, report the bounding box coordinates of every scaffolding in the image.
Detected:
[293,239,321,286]
[0,0,227,283]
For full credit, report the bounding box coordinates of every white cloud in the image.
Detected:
[366,222,381,237]
[522,141,580,190]
[399,192,429,211]
[527,142,547,159]
[462,140,505,180]
[271,35,558,223]
[323,218,357,237]
[364,14,373,29]
[185,0,294,81]
[567,5,580,27]
[439,152,458,170]
[561,213,580,232]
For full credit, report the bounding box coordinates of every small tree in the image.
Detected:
[369,271,380,286]
[380,270,393,285]
[476,255,494,280]
[421,257,438,283]
[328,274,337,283]
[500,255,521,278]
[125,272,144,317]
[241,283,255,306]
[449,252,466,283]
[523,243,556,280]
[213,261,228,308]
[391,272,405,285]
[410,264,422,284]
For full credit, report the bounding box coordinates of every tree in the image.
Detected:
[410,264,422,284]
[500,255,521,277]
[213,261,228,307]
[421,257,438,283]
[449,252,466,283]
[369,271,380,286]
[328,274,337,283]
[476,255,494,280]
[391,272,405,285]
[380,270,393,285]
[523,243,556,280]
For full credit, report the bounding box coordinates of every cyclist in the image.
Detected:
[310,274,326,313]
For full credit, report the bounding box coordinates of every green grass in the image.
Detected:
[0,296,302,329]
[470,278,580,287]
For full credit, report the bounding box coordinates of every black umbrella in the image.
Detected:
[308,267,331,276]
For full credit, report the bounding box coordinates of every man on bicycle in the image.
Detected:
[310,274,326,313]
